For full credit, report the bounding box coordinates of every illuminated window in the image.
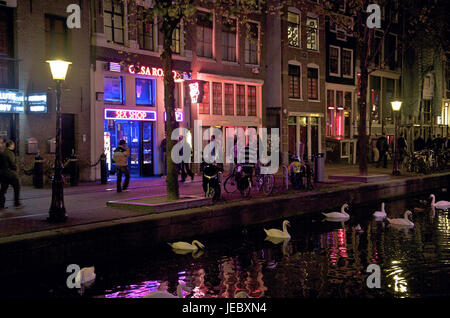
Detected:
[104,76,124,103]
[306,17,318,51]
[245,22,259,64]
[196,11,213,58]
[222,18,236,62]
[327,90,335,136]
[171,23,181,54]
[307,67,319,100]
[135,78,154,106]
[288,64,301,99]
[288,11,300,47]
[212,82,222,115]
[104,0,124,44]
[236,85,245,116]
[198,82,209,114]
[225,84,234,115]
[137,7,154,51]
[247,86,257,116]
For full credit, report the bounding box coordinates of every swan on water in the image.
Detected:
[264,220,291,239]
[373,202,387,218]
[387,210,414,228]
[323,203,350,221]
[430,194,450,210]
[168,240,205,251]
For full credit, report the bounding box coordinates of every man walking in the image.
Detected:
[113,140,130,192]
[0,141,24,210]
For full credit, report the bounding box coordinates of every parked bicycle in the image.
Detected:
[254,162,275,195]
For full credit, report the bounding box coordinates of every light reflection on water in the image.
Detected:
[91,195,450,299]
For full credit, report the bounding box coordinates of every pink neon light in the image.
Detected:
[164,111,184,122]
[127,64,181,80]
[189,82,200,103]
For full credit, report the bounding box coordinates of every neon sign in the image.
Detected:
[164,110,184,122]
[104,109,157,121]
[127,64,190,82]
[28,93,48,113]
[189,82,200,103]
[0,89,25,113]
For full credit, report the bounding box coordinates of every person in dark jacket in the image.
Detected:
[178,136,194,182]
[113,139,130,192]
[160,137,167,176]
[414,134,425,151]
[398,134,407,165]
[376,134,388,168]
[0,141,24,209]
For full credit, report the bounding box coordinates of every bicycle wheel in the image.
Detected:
[224,174,238,193]
[262,174,275,195]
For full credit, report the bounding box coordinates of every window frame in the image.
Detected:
[103,75,124,104]
[212,82,223,115]
[245,22,259,65]
[307,67,319,101]
[288,64,302,99]
[329,45,340,77]
[137,6,154,51]
[222,17,237,62]
[341,48,353,78]
[236,84,246,116]
[104,0,125,45]
[171,23,181,54]
[45,14,69,59]
[247,85,257,116]
[196,10,213,58]
[287,11,300,48]
[135,77,155,106]
[306,16,319,51]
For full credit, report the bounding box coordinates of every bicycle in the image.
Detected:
[254,163,275,195]
[223,165,238,194]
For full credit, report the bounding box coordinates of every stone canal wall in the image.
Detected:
[0,172,448,276]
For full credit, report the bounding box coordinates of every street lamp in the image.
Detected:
[47,59,71,222]
[391,100,402,176]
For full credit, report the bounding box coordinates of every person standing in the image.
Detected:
[113,140,130,192]
[160,136,167,176]
[414,133,425,151]
[178,136,194,183]
[371,134,379,163]
[0,141,24,209]
[398,134,407,165]
[376,134,388,168]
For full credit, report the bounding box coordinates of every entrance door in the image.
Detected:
[141,122,153,176]
[112,120,140,176]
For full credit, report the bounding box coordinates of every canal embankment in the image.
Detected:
[0,171,448,276]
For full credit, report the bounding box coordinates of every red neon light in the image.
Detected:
[328,106,335,110]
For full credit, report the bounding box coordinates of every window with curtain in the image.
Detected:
[247,86,256,116]
[196,11,213,58]
[135,78,154,106]
[342,48,353,77]
[245,22,259,64]
[288,64,301,99]
[104,76,124,103]
[137,7,154,51]
[236,85,245,116]
[307,67,319,100]
[329,46,340,75]
[104,0,124,44]
[225,84,234,115]
[198,82,209,114]
[222,17,237,61]
[288,11,300,47]
[306,17,318,50]
[327,89,335,136]
[212,82,222,115]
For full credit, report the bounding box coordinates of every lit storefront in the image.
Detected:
[93,61,190,177]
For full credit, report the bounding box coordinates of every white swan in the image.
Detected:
[387,210,414,228]
[168,240,205,251]
[264,220,291,239]
[373,202,387,218]
[143,283,191,298]
[323,203,350,221]
[75,266,96,295]
[430,194,450,210]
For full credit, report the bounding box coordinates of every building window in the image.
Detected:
[45,15,68,59]
[342,48,353,77]
[104,0,124,44]
[171,23,181,54]
[222,18,237,62]
[247,86,257,116]
[370,76,381,123]
[196,11,213,58]
[245,22,259,64]
[104,76,124,103]
[288,64,301,99]
[135,78,154,106]
[424,100,432,123]
[326,90,334,136]
[329,46,340,76]
[306,17,318,51]
[288,11,300,47]
[307,67,319,100]
[225,83,234,115]
[236,85,245,116]
[137,7,154,51]
[212,82,222,115]
[198,82,209,114]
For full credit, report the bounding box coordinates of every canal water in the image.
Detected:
[2,190,449,298]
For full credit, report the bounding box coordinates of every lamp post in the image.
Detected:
[391,100,402,176]
[47,60,71,222]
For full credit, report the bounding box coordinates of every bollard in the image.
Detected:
[33,154,44,188]
[69,151,79,186]
[100,153,107,184]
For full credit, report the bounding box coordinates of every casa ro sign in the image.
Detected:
[104,109,157,121]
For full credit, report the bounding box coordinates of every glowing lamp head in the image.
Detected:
[391,100,402,112]
[47,60,71,80]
